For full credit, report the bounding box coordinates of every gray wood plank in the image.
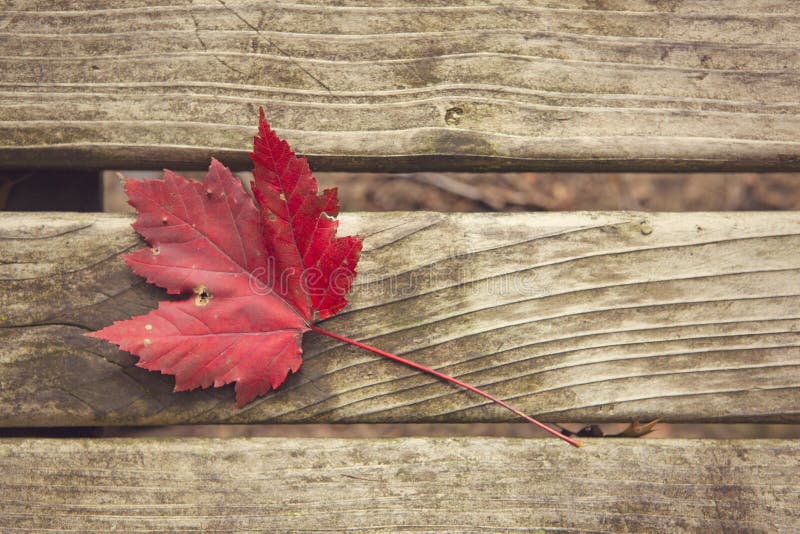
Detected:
[0,1,798,171]
[1,211,799,426]
[1,437,798,532]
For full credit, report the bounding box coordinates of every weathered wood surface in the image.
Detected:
[1,437,798,532]
[1,1,799,171]
[2,211,799,426]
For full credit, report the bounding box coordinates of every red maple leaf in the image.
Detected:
[89,111,360,406]
[89,110,579,446]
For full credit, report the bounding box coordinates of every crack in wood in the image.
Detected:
[215,0,333,93]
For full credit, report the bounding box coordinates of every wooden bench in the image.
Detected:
[2,1,799,531]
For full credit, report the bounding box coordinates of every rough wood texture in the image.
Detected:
[1,437,798,532]
[0,1,798,171]
[2,211,799,426]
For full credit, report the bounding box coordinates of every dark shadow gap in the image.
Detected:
[2,423,800,439]
[103,171,800,214]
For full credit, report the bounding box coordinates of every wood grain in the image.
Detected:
[1,437,798,532]
[0,1,798,171]
[1,211,799,426]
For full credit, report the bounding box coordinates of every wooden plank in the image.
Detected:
[1,211,799,426]
[1,437,798,532]
[0,1,798,171]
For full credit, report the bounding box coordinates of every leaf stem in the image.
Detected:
[310,325,582,448]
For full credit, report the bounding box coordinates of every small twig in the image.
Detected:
[559,420,661,438]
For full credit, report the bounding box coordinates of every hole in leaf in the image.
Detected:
[194,285,213,307]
